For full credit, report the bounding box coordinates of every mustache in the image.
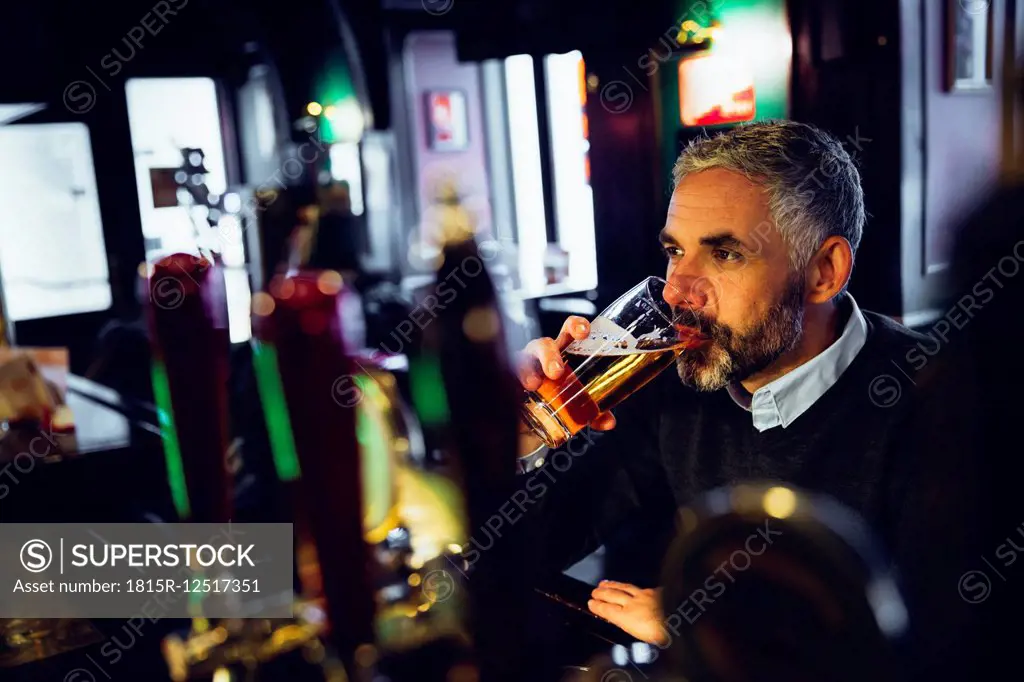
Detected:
[673,306,731,342]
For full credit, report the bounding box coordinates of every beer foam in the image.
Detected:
[567,317,644,355]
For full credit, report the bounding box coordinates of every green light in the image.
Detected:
[150,360,190,519]
[313,48,364,143]
[354,374,394,537]
[251,340,302,482]
[409,355,450,427]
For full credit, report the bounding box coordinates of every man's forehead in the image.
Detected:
[667,170,773,232]
[671,169,767,207]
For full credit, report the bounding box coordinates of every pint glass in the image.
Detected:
[520,276,705,448]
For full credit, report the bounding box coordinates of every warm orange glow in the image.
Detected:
[763,486,797,519]
[316,270,343,296]
[277,278,296,300]
[252,292,275,317]
[578,57,587,105]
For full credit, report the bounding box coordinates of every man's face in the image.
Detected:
[660,168,806,391]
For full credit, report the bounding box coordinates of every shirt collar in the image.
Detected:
[726,293,868,432]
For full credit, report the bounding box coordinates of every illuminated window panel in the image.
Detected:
[504,54,548,295]
[126,77,252,342]
[0,123,113,321]
[543,50,597,292]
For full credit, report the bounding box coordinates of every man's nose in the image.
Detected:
[663,275,713,310]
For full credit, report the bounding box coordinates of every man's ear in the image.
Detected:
[804,236,853,304]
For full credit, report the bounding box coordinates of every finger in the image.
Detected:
[554,316,591,349]
[591,586,634,606]
[599,580,642,595]
[590,411,617,431]
[523,337,566,380]
[516,352,544,391]
[588,599,623,620]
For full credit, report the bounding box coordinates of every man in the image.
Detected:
[514,121,981,676]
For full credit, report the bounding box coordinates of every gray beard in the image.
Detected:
[676,278,806,392]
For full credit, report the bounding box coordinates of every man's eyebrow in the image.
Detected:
[699,232,751,251]
[658,230,756,252]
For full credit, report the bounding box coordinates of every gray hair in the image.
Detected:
[672,120,865,285]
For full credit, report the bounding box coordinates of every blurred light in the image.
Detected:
[327,99,365,142]
[212,667,231,682]
[611,644,629,666]
[408,573,422,587]
[328,143,364,215]
[763,486,797,519]
[409,355,451,426]
[417,601,431,613]
[631,642,655,664]
[191,173,203,185]
[252,292,275,317]
[711,9,791,62]
[316,270,343,295]
[174,170,187,183]
[447,543,463,554]
[307,101,323,116]
[586,73,599,92]
[277,278,296,300]
[223,192,241,213]
[462,306,500,342]
[188,151,203,166]
[304,603,326,624]
[867,579,909,636]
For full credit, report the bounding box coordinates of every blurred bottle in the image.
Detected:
[406,177,528,681]
[142,252,233,524]
[251,269,376,674]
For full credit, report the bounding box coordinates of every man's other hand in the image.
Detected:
[588,580,667,645]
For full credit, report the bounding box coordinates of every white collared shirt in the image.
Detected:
[726,294,868,432]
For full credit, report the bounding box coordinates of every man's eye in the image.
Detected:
[662,245,682,259]
[713,249,742,262]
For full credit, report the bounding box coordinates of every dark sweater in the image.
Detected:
[516,310,984,678]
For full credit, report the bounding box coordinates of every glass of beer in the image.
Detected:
[520,276,706,448]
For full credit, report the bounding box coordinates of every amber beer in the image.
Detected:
[522,341,693,448]
[520,276,705,448]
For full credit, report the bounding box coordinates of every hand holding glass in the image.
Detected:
[519,276,705,449]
